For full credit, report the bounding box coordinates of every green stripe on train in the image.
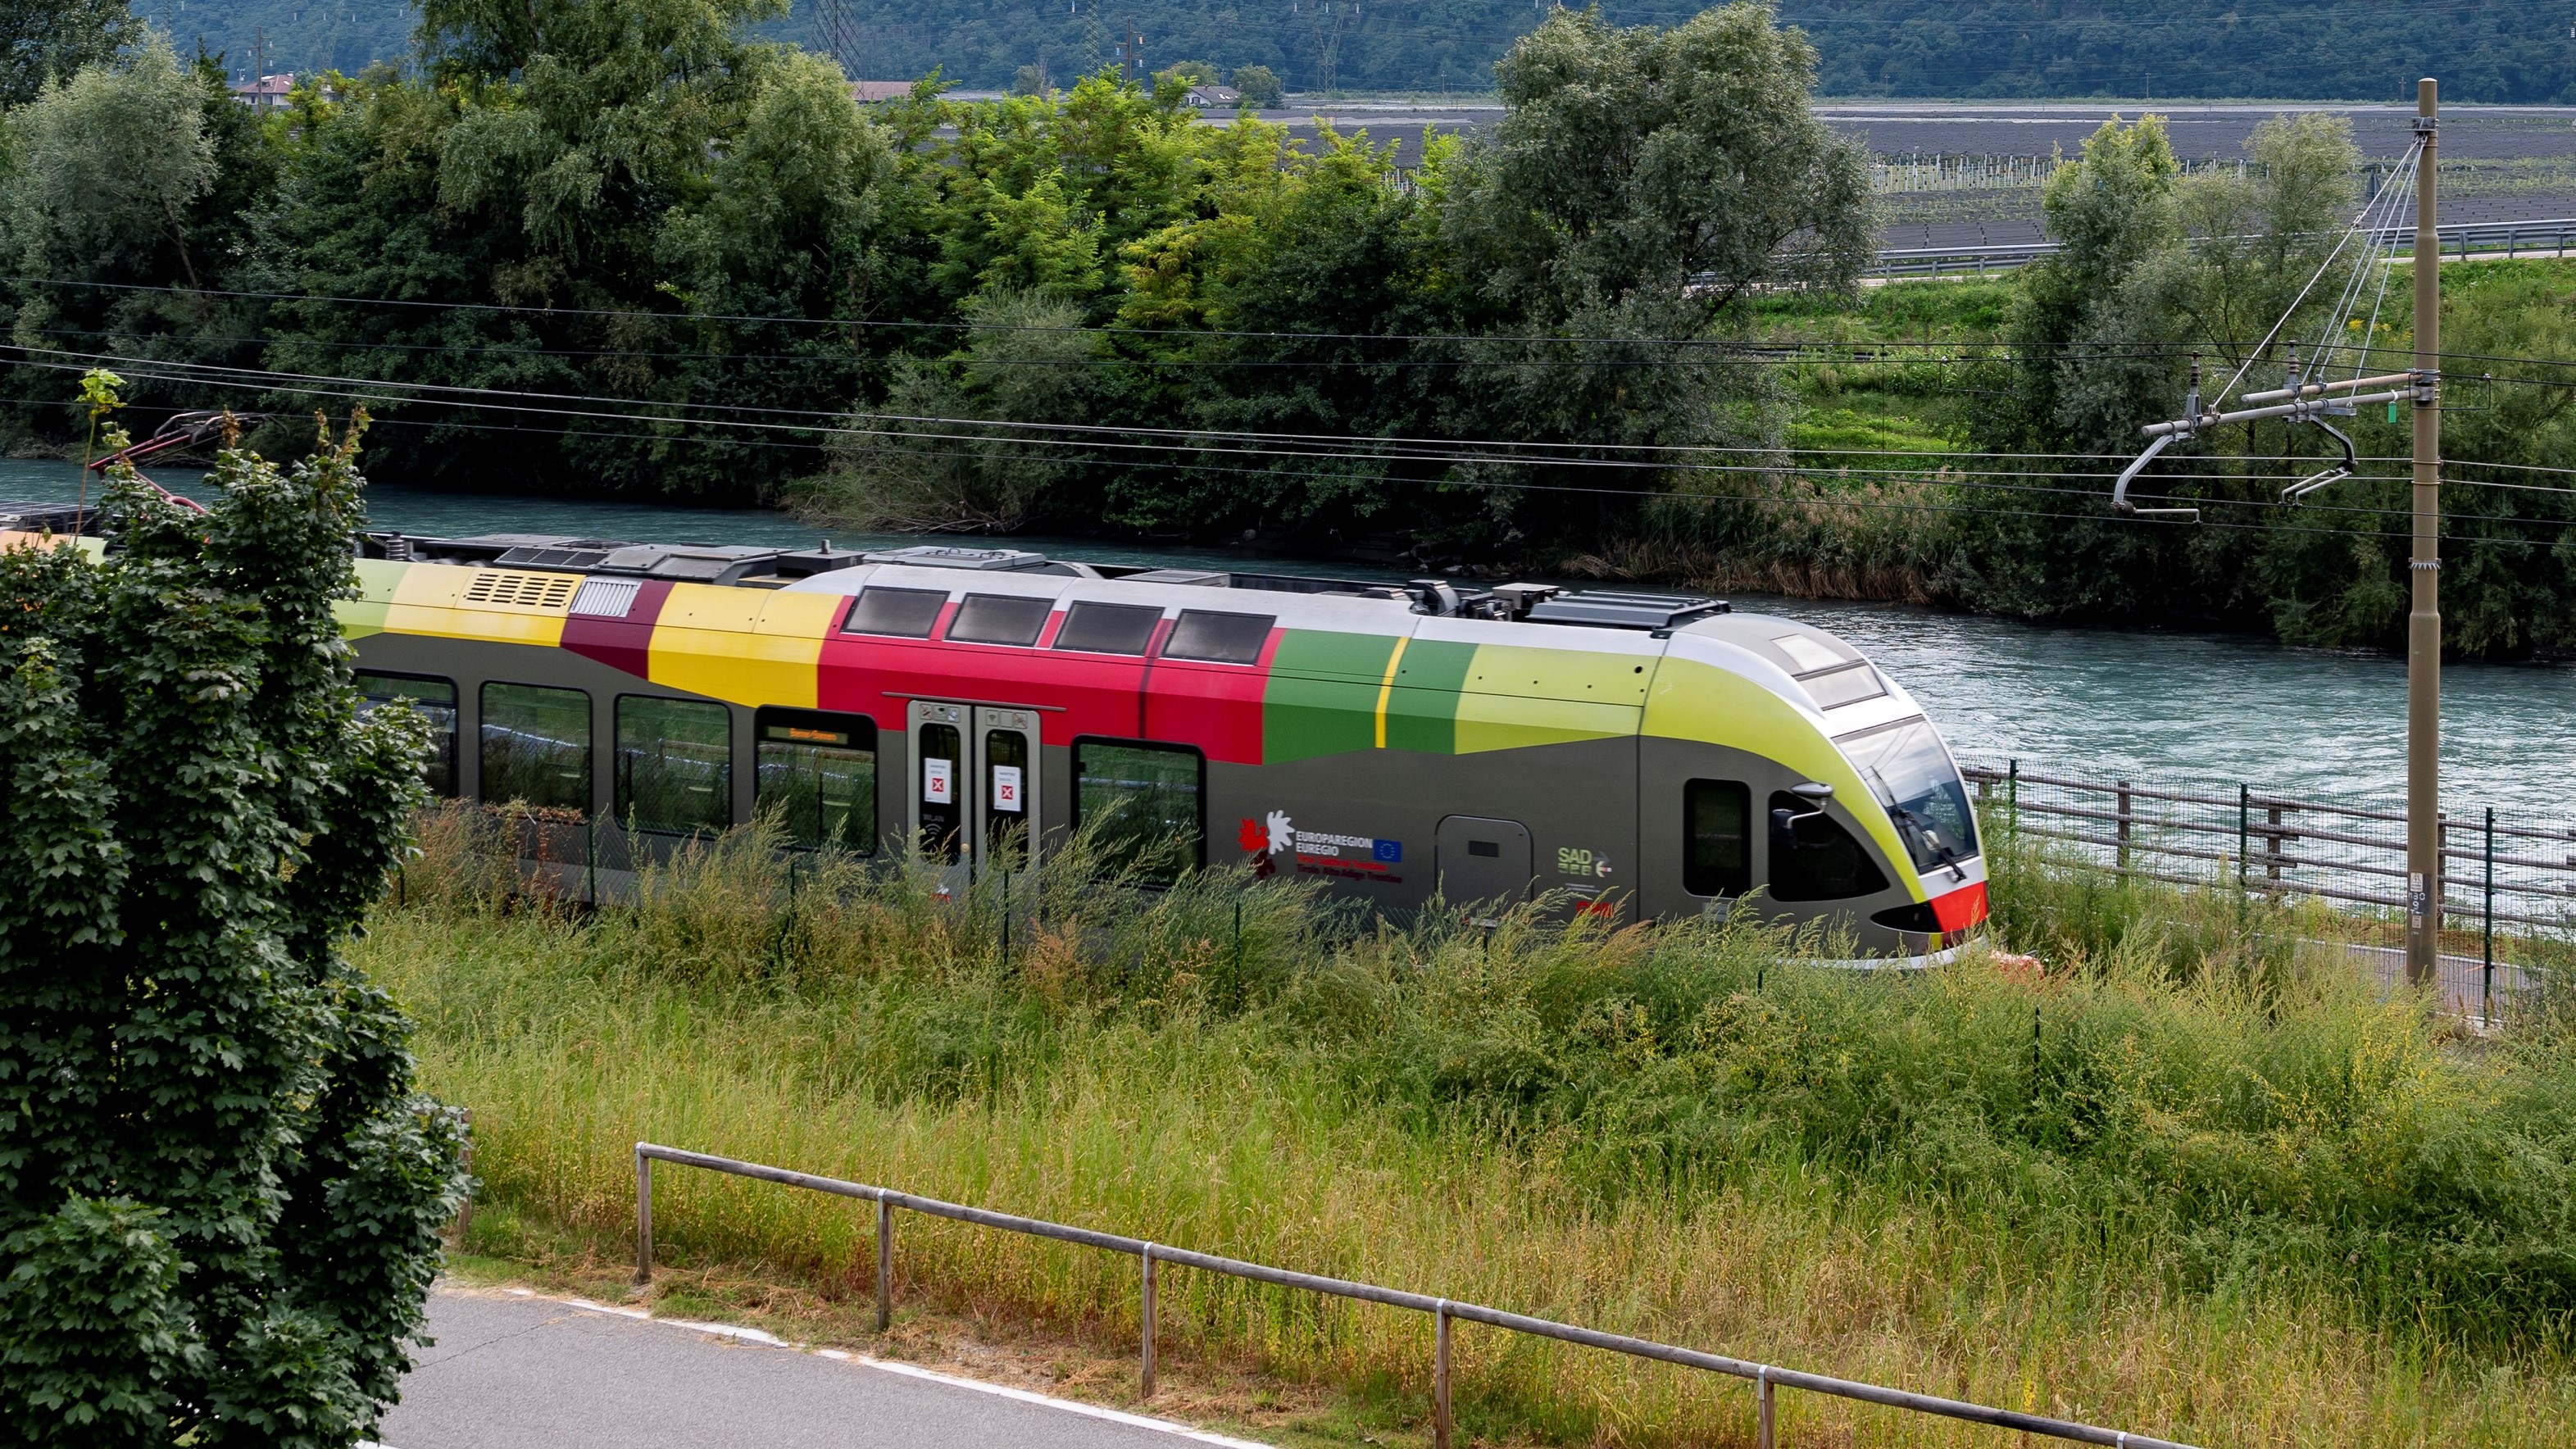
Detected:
[1262,629,1407,763]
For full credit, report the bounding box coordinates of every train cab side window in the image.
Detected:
[1054,602,1161,655]
[1073,738,1203,877]
[947,593,1053,646]
[1161,611,1275,664]
[1682,779,1752,897]
[480,682,591,812]
[616,695,733,836]
[356,671,458,797]
[1768,790,1889,902]
[755,707,877,853]
[841,588,947,638]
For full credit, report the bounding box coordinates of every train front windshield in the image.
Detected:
[1839,718,1979,874]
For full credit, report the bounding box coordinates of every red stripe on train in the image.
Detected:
[1929,880,1989,933]
[559,579,675,680]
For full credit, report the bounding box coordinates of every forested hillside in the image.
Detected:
[139,0,411,81]
[145,0,2576,101]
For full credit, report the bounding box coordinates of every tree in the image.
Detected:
[0,0,132,107]
[0,34,283,433]
[1228,64,1281,108]
[1947,116,2189,620]
[1993,114,2186,455]
[4,33,216,302]
[0,397,470,1446]
[261,0,865,498]
[1442,3,1873,327]
[803,288,1111,530]
[2163,112,2363,394]
[1418,5,1853,548]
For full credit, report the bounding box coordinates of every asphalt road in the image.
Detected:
[373,1288,1265,1449]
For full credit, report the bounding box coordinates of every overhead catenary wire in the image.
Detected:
[20,352,2576,542]
[18,343,2575,515]
[71,402,2502,545]
[6,343,2513,498]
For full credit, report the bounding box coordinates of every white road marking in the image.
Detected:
[848,1356,1272,1449]
[464,1289,1271,1449]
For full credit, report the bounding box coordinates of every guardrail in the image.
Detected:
[631,1142,2199,1449]
[1871,217,2576,276]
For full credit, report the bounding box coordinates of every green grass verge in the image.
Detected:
[368,810,2576,1447]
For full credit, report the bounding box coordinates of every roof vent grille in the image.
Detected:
[463,570,580,611]
[570,578,643,617]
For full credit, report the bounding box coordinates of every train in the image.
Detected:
[314,530,1989,961]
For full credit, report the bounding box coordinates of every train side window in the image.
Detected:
[841,587,947,638]
[947,593,1052,647]
[1073,738,1203,876]
[1161,610,1274,664]
[1768,790,1889,902]
[357,671,458,797]
[1683,779,1751,897]
[1054,602,1161,656]
[917,721,963,861]
[755,706,877,853]
[616,695,733,836]
[480,682,591,812]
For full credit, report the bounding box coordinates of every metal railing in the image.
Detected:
[1870,216,2576,276]
[630,1142,2198,1449]
[1965,761,2574,1012]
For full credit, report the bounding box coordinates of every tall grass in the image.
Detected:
[363,807,2576,1446]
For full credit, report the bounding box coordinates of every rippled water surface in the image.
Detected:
[8,458,2568,817]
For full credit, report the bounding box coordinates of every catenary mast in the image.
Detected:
[2406,77,2442,986]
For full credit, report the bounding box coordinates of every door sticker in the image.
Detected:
[993,764,1023,812]
[924,756,952,804]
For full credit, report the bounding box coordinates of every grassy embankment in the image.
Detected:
[369,807,2576,1445]
[1565,279,2005,602]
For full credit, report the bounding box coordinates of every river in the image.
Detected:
[7,457,2569,820]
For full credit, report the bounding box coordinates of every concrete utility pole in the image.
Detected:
[2406,76,2442,986]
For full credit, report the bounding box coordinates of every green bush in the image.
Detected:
[0,409,470,1446]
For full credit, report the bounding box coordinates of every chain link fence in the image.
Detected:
[1965,760,2574,1015]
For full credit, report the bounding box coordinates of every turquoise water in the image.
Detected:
[7,457,2568,818]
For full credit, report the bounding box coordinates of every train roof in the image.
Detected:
[2,519,1920,729]
[361,533,1743,634]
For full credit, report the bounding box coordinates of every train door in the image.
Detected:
[1436,815,1533,925]
[906,700,1043,885]
[975,706,1041,874]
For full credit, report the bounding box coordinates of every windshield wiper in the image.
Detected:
[1890,803,1969,883]
[1866,767,1969,883]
